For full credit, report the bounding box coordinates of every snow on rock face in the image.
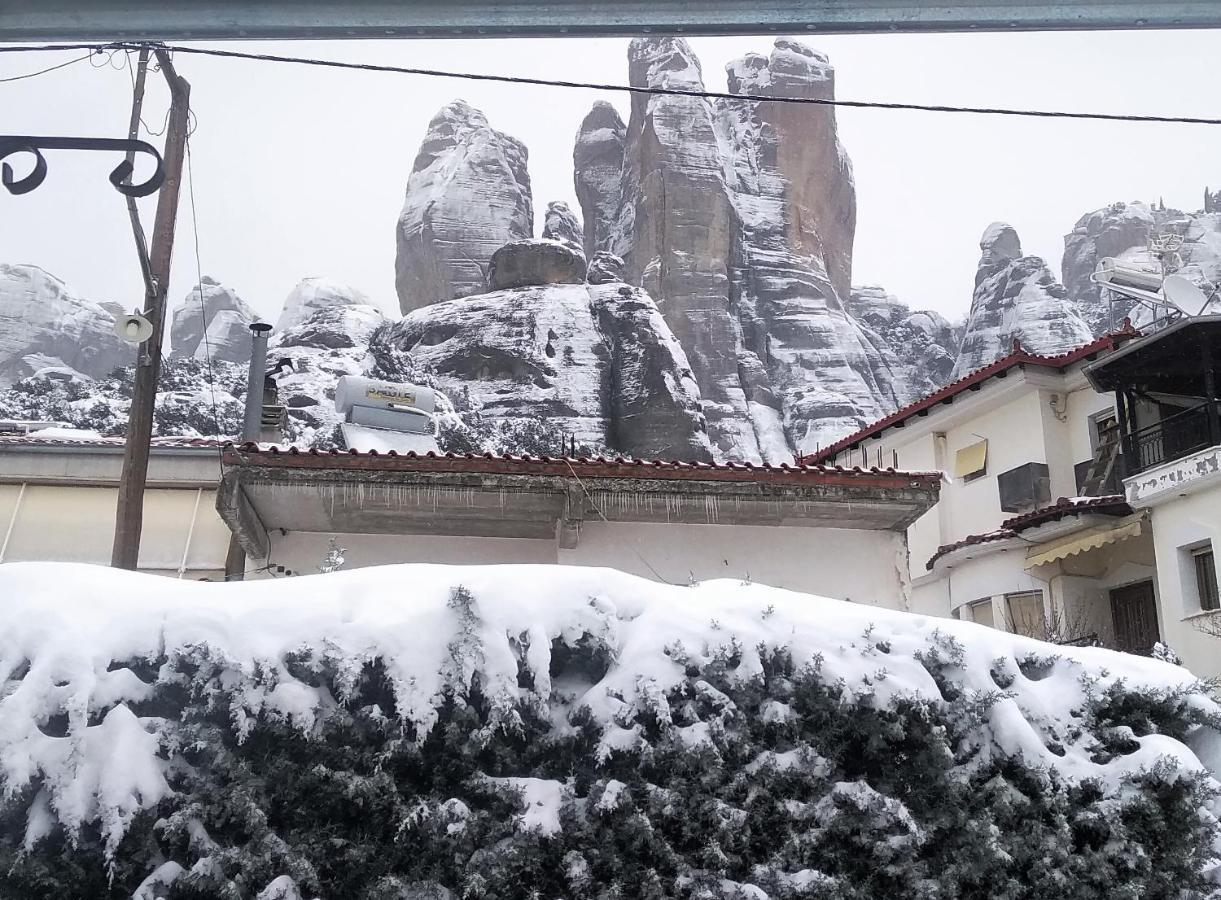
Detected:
[953,223,1094,378]
[486,239,587,291]
[395,101,533,313]
[275,277,376,334]
[1063,201,1221,333]
[586,251,625,285]
[169,276,256,365]
[716,40,904,456]
[847,285,958,405]
[269,289,386,446]
[0,264,132,388]
[583,38,904,460]
[378,281,711,459]
[1,561,1217,892]
[573,101,627,258]
[541,200,583,250]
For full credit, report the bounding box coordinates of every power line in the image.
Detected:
[2,40,1221,126]
[184,128,227,472]
[0,52,91,83]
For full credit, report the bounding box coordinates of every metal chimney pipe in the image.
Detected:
[243,323,272,442]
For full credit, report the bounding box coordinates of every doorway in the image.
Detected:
[1109,580,1161,655]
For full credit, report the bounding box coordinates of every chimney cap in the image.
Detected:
[249,322,273,335]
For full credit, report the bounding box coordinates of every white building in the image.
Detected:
[217,444,939,607]
[810,323,1221,678]
[0,434,230,578]
[0,432,941,610]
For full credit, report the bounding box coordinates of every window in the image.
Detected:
[968,598,995,628]
[1004,591,1047,638]
[954,440,988,482]
[1193,545,1219,612]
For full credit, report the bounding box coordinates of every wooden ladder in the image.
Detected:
[1081,426,1121,496]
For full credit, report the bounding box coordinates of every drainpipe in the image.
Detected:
[243,323,272,443]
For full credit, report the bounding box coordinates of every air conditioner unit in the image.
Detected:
[998,462,1051,513]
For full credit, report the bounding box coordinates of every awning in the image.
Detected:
[1025,516,1146,569]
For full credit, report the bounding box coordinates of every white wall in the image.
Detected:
[267,523,912,610]
[268,531,559,575]
[0,483,229,577]
[1146,484,1221,678]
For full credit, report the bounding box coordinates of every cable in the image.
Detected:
[184,127,227,475]
[562,457,673,585]
[2,40,1221,126]
[0,52,91,83]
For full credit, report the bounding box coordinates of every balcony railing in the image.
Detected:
[1127,402,1221,474]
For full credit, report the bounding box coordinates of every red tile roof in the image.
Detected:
[925,495,1131,570]
[224,442,943,492]
[801,325,1141,466]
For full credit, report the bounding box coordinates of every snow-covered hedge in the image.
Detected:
[1,563,1219,899]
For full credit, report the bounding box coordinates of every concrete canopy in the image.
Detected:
[217,446,940,561]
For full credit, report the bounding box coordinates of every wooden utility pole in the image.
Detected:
[111,50,191,569]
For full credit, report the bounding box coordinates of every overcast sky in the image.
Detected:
[2,30,1220,328]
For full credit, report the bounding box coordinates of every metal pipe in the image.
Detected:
[177,487,203,578]
[0,483,27,563]
[243,322,272,442]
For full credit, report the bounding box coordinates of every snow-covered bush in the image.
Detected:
[1,563,1219,899]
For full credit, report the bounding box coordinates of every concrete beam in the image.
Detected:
[224,463,936,540]
[3,0,1216,41]
[216,470,270,561]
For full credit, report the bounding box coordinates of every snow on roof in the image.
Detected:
[0,561,1214,860]
[926,495,1131,570]
[802,326,1141,465]
[223,442,943,490]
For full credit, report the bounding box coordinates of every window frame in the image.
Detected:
[1192,544,1220,612]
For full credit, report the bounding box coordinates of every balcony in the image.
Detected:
[1127,401,1221,474]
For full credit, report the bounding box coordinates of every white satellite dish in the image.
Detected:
[114,312,154,345]
[1162,275,1210,316]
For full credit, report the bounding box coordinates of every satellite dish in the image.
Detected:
[1162,275,1210,316]
[114,312,154,344]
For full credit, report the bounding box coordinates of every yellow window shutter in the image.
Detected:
[954,440,988,479]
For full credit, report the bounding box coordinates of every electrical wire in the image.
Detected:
[2,39,1221,126]
[0,52,92,83]
[562,457,673,585]
[184,127,227,475]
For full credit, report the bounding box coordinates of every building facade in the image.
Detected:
[808,325,1221,678]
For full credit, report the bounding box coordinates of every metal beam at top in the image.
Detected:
[1,0,1218,42]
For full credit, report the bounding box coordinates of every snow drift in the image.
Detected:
[1,563,1219,898]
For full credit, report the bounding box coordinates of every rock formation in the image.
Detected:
[169,277,256,364]
[1063,201,1221,333]
[379,280,712,460]
[573,101,627,258]
[587,252,625,285]
[717,40,902,454]
[847,285,958,405]
[953,223,1093,378]
[269,284,387,445]
[0,264,131,388]
[487,240,586,291]
[395,101,533,313]
[275,277,377,334]
[568,38,906,459]
[541,201,583,251]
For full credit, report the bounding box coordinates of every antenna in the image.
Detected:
[1162,274,1212,316]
